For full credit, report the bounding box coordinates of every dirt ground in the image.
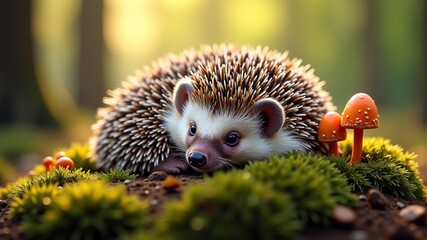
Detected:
[0,173,427,240]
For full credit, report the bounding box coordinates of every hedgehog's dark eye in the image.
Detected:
[225,132,240,146]
[189,122,197,136]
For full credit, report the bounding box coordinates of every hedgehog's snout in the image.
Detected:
[188,152,207,167]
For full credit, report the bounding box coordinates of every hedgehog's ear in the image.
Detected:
[253,98,285,138]
[173,78,194,115]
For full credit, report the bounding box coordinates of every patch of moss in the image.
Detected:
[245,152,357,226]
[0,177,31,200]
[21,181,149,240]
[61,142,97,171]
[98,168,138,183]
[327,137,426,200]
[11,167,98,198]
[9,183,60,221]
[158,171,300,240]
[122,230,172,240]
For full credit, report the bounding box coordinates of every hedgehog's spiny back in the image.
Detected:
[190,47,334,147]
[92,44,334,173]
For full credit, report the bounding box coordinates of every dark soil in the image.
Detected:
[0,173,427,240]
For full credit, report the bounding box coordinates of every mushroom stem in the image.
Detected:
[328,142,340,157]
[350,128,364,164]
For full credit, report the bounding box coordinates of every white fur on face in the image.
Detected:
[163,101,307,164]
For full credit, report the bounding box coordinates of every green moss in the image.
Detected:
[329,138,426,200]
[21,181,149,240]
[245,152,357,226]
[122,230,173,240]
[62,142,97,171]
[0,177,30,200]
[9,183,60,221]
[98,168,138,183]
[327,137,426,200]
[158,171,300,240]
[11,167,98,198]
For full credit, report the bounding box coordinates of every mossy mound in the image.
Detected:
[97,168,138,183]
[21,181,149,240]
[158,171,301,240]
[328,137,426,200]
[245,152,357,226]
[9,183,60,221]
[0,176,31,200]
[11,167,97,198]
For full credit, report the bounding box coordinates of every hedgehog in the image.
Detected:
[90,44,335,175]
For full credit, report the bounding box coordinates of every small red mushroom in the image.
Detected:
[42,156,54,172]
[318,111,347,156]
[341,93,379,164]
[55,156,74,170]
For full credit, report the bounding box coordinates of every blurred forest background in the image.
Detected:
[0,0,426,181]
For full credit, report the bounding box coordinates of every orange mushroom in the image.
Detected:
[318,111,347,156]
[341,93,379,164]
[42,156,54,172]
[55,156,74,170]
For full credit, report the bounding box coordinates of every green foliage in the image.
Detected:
[11,167,98,198]
[98,168,138,183]
[21,181,149,240]
[62,142,97,171]
[122,230,173,240]
[158,171,300,240]
[0,177,30,200]
[245,152,357,226]
[327,137,426,200]
[9,183,60,221]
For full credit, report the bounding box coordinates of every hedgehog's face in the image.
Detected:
[164,78,306,173]
[180,103,267,172]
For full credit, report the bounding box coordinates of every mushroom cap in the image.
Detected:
[341,93,379,129]
[318,111,347,142]
[55,156,74,170]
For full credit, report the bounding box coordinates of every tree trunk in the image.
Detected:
[77,0,105,111]
[0,0,56,126]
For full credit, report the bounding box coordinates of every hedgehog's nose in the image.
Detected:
[188,152,207,167]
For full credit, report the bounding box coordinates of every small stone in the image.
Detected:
[350,230,368,240]
[358,195,367,201]
[399,205,426,224]
[396,201,406,209]
[0,200,7,208]
[332,205,356,227]
[162,176,181,191]
[151,199,159,206]
[367,189,389,209]
[147,171,168,181]
[0,227,11,235]
[123,179,132,184]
